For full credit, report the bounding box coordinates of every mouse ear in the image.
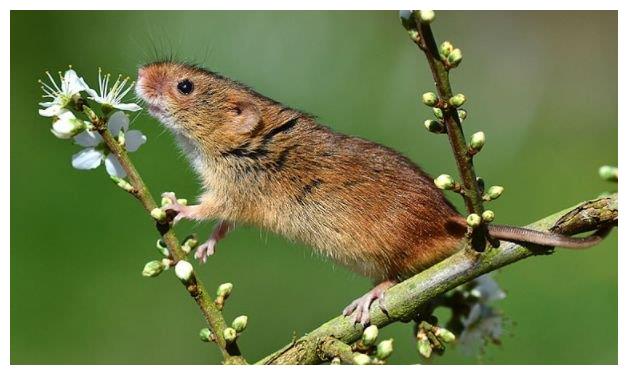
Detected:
[232,100,262,134]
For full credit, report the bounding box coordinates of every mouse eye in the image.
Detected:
[177,79,194,95]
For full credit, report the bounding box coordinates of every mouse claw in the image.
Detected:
[194,239,217,264]
[342,280,396,326]
[161,192,190,225]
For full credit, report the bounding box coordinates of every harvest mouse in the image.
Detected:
[135,61,609,325]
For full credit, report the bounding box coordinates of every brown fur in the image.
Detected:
[136,62,466,282]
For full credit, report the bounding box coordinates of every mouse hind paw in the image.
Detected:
[343,280,396,326]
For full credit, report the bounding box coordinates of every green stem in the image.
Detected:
[257,193,616,364]
[97,125,247,365]
[412,17,489,250]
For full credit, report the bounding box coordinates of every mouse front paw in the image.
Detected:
[161,192,194,225]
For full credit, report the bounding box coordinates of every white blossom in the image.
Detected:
[71,111,146,178]
[84,68,141,112]
[39,69,88,117]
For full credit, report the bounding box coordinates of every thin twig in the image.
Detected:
[96,122,247,364]
[410,15,489,251]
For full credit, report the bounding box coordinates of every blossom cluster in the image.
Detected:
[38,67,145,178]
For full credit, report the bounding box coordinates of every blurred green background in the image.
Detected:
[10,11,617,364]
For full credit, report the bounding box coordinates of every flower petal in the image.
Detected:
[124,130,147,152]
[38,105,63,117]
[63,69,86,95]
[114,103,142,112]
[104,154,126,178]
[107,111,129,136]
[71,148,103,170]
[73,129,102,147]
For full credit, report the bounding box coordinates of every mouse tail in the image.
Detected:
[487,224,612,249]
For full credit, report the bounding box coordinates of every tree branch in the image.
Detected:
[96,122,247,365]
[409,13,489,250]
[257,193,617,364]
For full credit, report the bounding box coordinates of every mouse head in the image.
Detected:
[135,62,264,152]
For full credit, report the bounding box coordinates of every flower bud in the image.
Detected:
[161,258,173,270]
[117,130,125,147]
[466,213,482,228]
[174,260,194,282]
[376,339,394,360]
[434,174,455,190]
[486,185,504,200]
[362,325,379,346]
[181,235,198,254]
[421,92,438,107]
[150,208,166,221]
[232,315,248,333]
[432,107,443,119]
[449,94,466,107]
[434,327,456,343]
[156,239,169,257]
[330,357,341,365]
[177,198,188,206]
[469,131,485,152]
[457,108,468,120]
[448,48,463,66]
[482,210,495,223]
[418,10,435,23]
[424,119,445,133]
[599,165,618,182]
[199,328,213,342]
[353,353,371,365]
[110,175,134,193]
[417,336,432,358]
[161,196,173,206]
[440,41,453,57]
[51,117,87,139]
[142,260,164,277]
[223,327,237,343]
[217,282,233,298]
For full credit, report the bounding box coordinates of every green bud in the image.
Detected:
[181,235,198,254]
[432,107,443,119]
[174,260,194,282]
[217,282,233,298]
[199,328,213,342]
[156,239,169,257]
[486,185,504,200]
[353,353,371,365]
[421,92,438,107]
[376,339,394,360]
[232,315,248,333]
[599,165,618,182]
[418,10,435,23]
[440,41,454,57]
[482,210,495,223]
[142,260,164,277]
[466,213,482,228]
[434,174,455,190]
[469,131,485,152]
[161,196,173,206]
[161,258,173,270]
[424,119,445,133]
[417,336,432,358]
[223,327,237,343]
[110,175,134,193]
[177,198,188,206]
[434,327,456,343]
[449,94,466,107]
[448,48,463,66]
[457,109,468,121]
[150,207,166,221]
[362,325,379,346]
